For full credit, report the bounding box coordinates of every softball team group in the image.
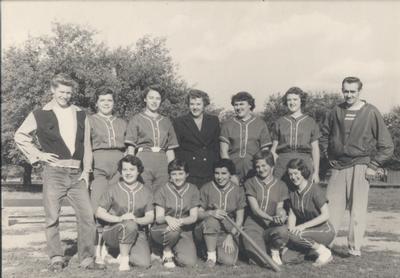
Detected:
[15,74,394,272]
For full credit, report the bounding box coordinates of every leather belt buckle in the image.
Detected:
[151,147,161,152]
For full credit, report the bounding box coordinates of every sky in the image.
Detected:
[2,1,400,113]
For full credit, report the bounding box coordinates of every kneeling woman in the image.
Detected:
[243,150,289,267]
[151,159,200,268]
[95,155,154,271]
[286,158,335,266]
[196,159,246,267]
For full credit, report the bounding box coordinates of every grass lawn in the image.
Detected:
[2,188,400,278]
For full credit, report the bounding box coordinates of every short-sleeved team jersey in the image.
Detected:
[220,115,272,159]
[272,114,320,154]
[89,114,127,151]
[244,176,288,216]
[154,182,200,218]
[98,181,154,220]
[125,112,179,151]
[200,181,246,217]
[288,182,327,225]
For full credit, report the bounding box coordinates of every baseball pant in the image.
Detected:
[90,149,123,210]
[326,164,370,251]
[243,217,288,267]
[137,151,169,193]
[289,222,335,250]
[103,220,150,267]
[231,154,254,183]
[150,223,197,266]
[195,217,239,265]
[42,165,96,267]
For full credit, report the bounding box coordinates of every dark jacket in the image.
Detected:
[320,102,394,169]
[173,113,220,180]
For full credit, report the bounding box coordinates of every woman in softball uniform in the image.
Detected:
[95,155,154,271]
[88,88,127,263]
[150,159,200,268]
[270,87,320,183]
[286,158,335,267]
[125,85,179,193]
[220,92,272,183]
[243,150,289,267]
[195,159,246,267]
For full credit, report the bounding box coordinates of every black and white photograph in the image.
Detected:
[2,1,400,277]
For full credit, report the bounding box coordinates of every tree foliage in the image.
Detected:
[384,106,400,162]
[262,91,342,130]
[1,22,189,183]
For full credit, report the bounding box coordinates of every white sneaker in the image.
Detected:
[162,256,176,268]
[313,245,333,267]
[106,254,120,264]
[271,249,283,266]
[95,256,105,265]
[348,248,361,257]
[118,256,130,271]
[151,252,162,262]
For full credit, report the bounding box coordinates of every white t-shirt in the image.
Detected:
[53,106,77,156]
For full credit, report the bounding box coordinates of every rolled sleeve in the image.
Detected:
[144,191,154,213]
[219,122,231,145]
[166,122,179,150]
[199,186,209,210]
[125,118,139,147]
[190,187,201,208]
[244,181,257,198]
[14,112,43,164]
[154,187,166,207]
[237,187,247,209]
[260,122,272,149]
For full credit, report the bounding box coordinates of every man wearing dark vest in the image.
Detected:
[14,73,104,271]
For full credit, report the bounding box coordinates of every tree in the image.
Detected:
[383,106,400,166]
[1,22,189,184]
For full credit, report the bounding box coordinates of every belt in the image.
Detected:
[137,147,165,153]
[49,159,81,169]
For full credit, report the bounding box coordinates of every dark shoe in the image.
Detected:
[83,261,106,270]
[49,261,66,272]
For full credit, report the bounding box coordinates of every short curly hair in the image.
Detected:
[168,159,189,174]
[142,85,165,102]
[118,155,144,175]
[231,91,255,111]
[213,159,236,175]
[253,150,275,168]
[94,87,116,103]
[286,158,311,180]
[186,89,210,107]
[282,87,307,108]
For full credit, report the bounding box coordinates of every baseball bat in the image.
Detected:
[210,205,281,272]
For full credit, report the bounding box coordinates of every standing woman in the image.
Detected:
[270,87,320,183]
[125,85,179,193]
[220,92,272,183]
[88,88,127,263]
[286,158,335,267]
[174,89,220,188]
